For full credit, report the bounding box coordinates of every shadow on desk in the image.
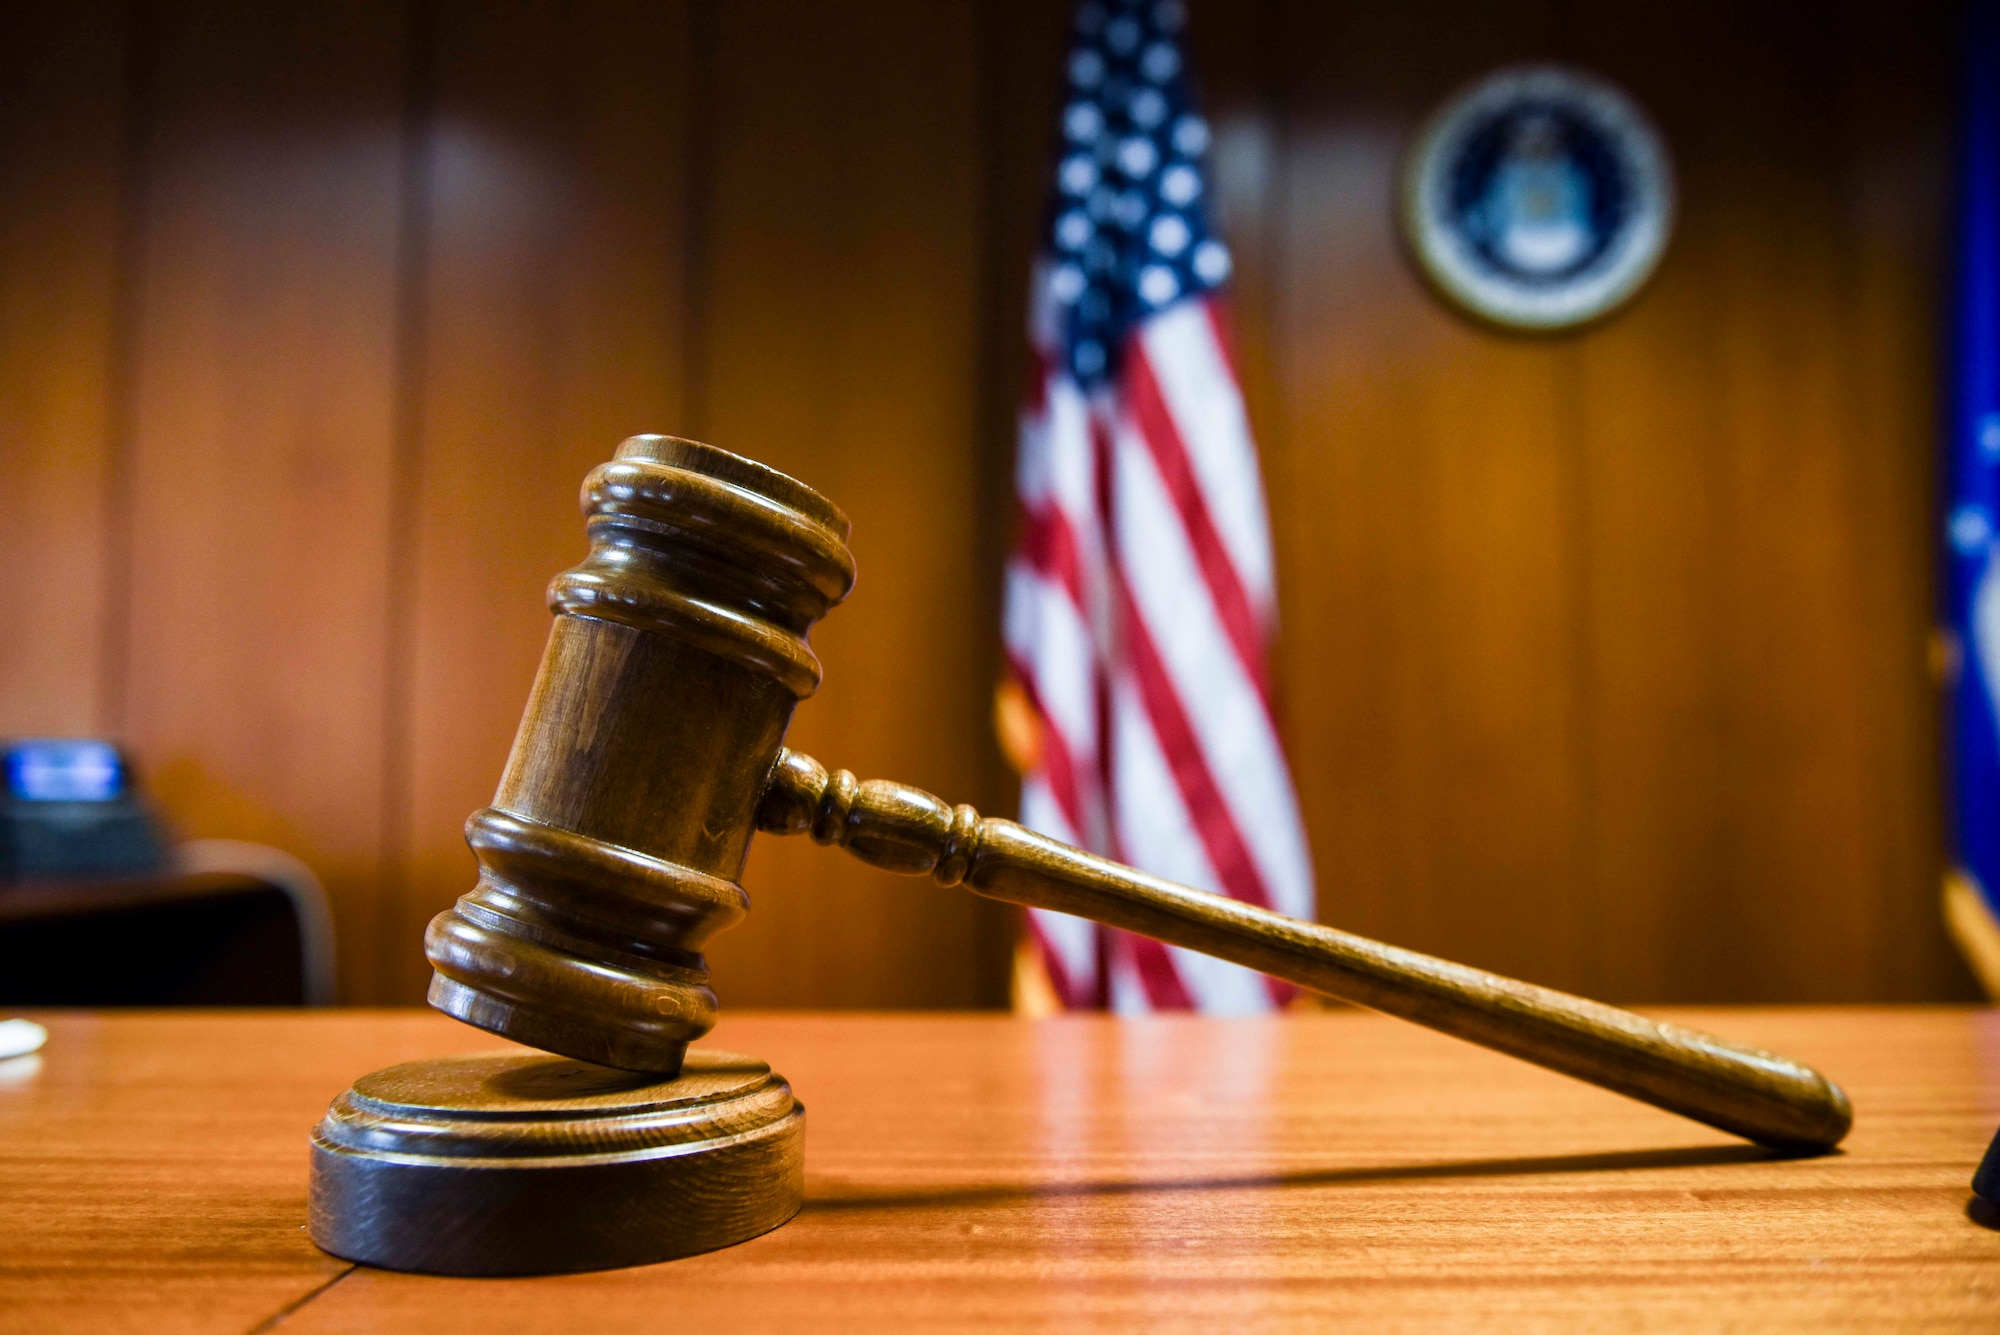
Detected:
[803,1142,1790,1214]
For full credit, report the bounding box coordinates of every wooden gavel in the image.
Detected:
[423,434,1851,1155]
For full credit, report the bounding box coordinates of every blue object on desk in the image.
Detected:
[0,740,166,882]
[6,739,126,802]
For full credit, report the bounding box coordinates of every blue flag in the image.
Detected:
[1946,1,2000,994]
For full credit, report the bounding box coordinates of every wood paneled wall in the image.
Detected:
[0,0,1972,1006]
[1236,0,1966,1003]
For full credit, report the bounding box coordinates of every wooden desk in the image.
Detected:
[1,1009,1996,1331]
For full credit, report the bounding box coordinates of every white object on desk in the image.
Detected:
[0,1018,49,1061]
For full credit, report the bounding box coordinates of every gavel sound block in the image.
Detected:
[308,436,1853,1277]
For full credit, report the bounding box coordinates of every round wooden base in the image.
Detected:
[308,1048,803,1276]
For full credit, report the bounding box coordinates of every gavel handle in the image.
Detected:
[756,749,1852,1153]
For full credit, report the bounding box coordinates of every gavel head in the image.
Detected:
[424,436,854,1074]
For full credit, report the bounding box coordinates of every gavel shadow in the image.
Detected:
[802,1142,1803,1215]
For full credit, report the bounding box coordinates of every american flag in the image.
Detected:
[1002,0,1314,1012]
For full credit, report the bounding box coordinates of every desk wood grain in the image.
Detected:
[0,1009,1995,1331]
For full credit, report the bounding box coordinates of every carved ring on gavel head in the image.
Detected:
[310,435,1854,1278]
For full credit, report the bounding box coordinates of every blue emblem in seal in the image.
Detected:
[1402,66,1673,331]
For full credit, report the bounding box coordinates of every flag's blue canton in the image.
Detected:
[1044,0,1229,388]
[1948,0,2000,912]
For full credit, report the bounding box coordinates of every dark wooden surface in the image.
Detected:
[0,1009,1993,1332]
[307,1048,804,1275]
[0,0,1969,1007]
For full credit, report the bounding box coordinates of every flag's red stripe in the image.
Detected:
[1025,911,1087,1008]
[1111,606,1294,1011]
[1010,614,1097,1010]
[1022,349,1054,417]
[1119,341,1299,1003]
[1009,407,1120,1011]
[1004,500,1095,839]
[1104,394,1287,1009]
[1009,306,1302,1012]
[1108,578,1276,915]
[1127,932,1196,1009]
[1123,344,1271,704]
[1094,819,1195,1011]
[1013,503,1087,611]
[1004,646,1088,838]
[1090,410,1120,919]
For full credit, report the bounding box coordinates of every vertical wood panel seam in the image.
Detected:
[1551,0,1599,999]
[680,0,719,441]
[1556,342,1603,994]
[1830,20,1937,994]
[378,0,440,1003]
[970,0,1024,1005]
[1256,0,1306,906]
[97,0,156,741]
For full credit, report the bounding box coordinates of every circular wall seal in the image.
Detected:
[1399,65,1674,332]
